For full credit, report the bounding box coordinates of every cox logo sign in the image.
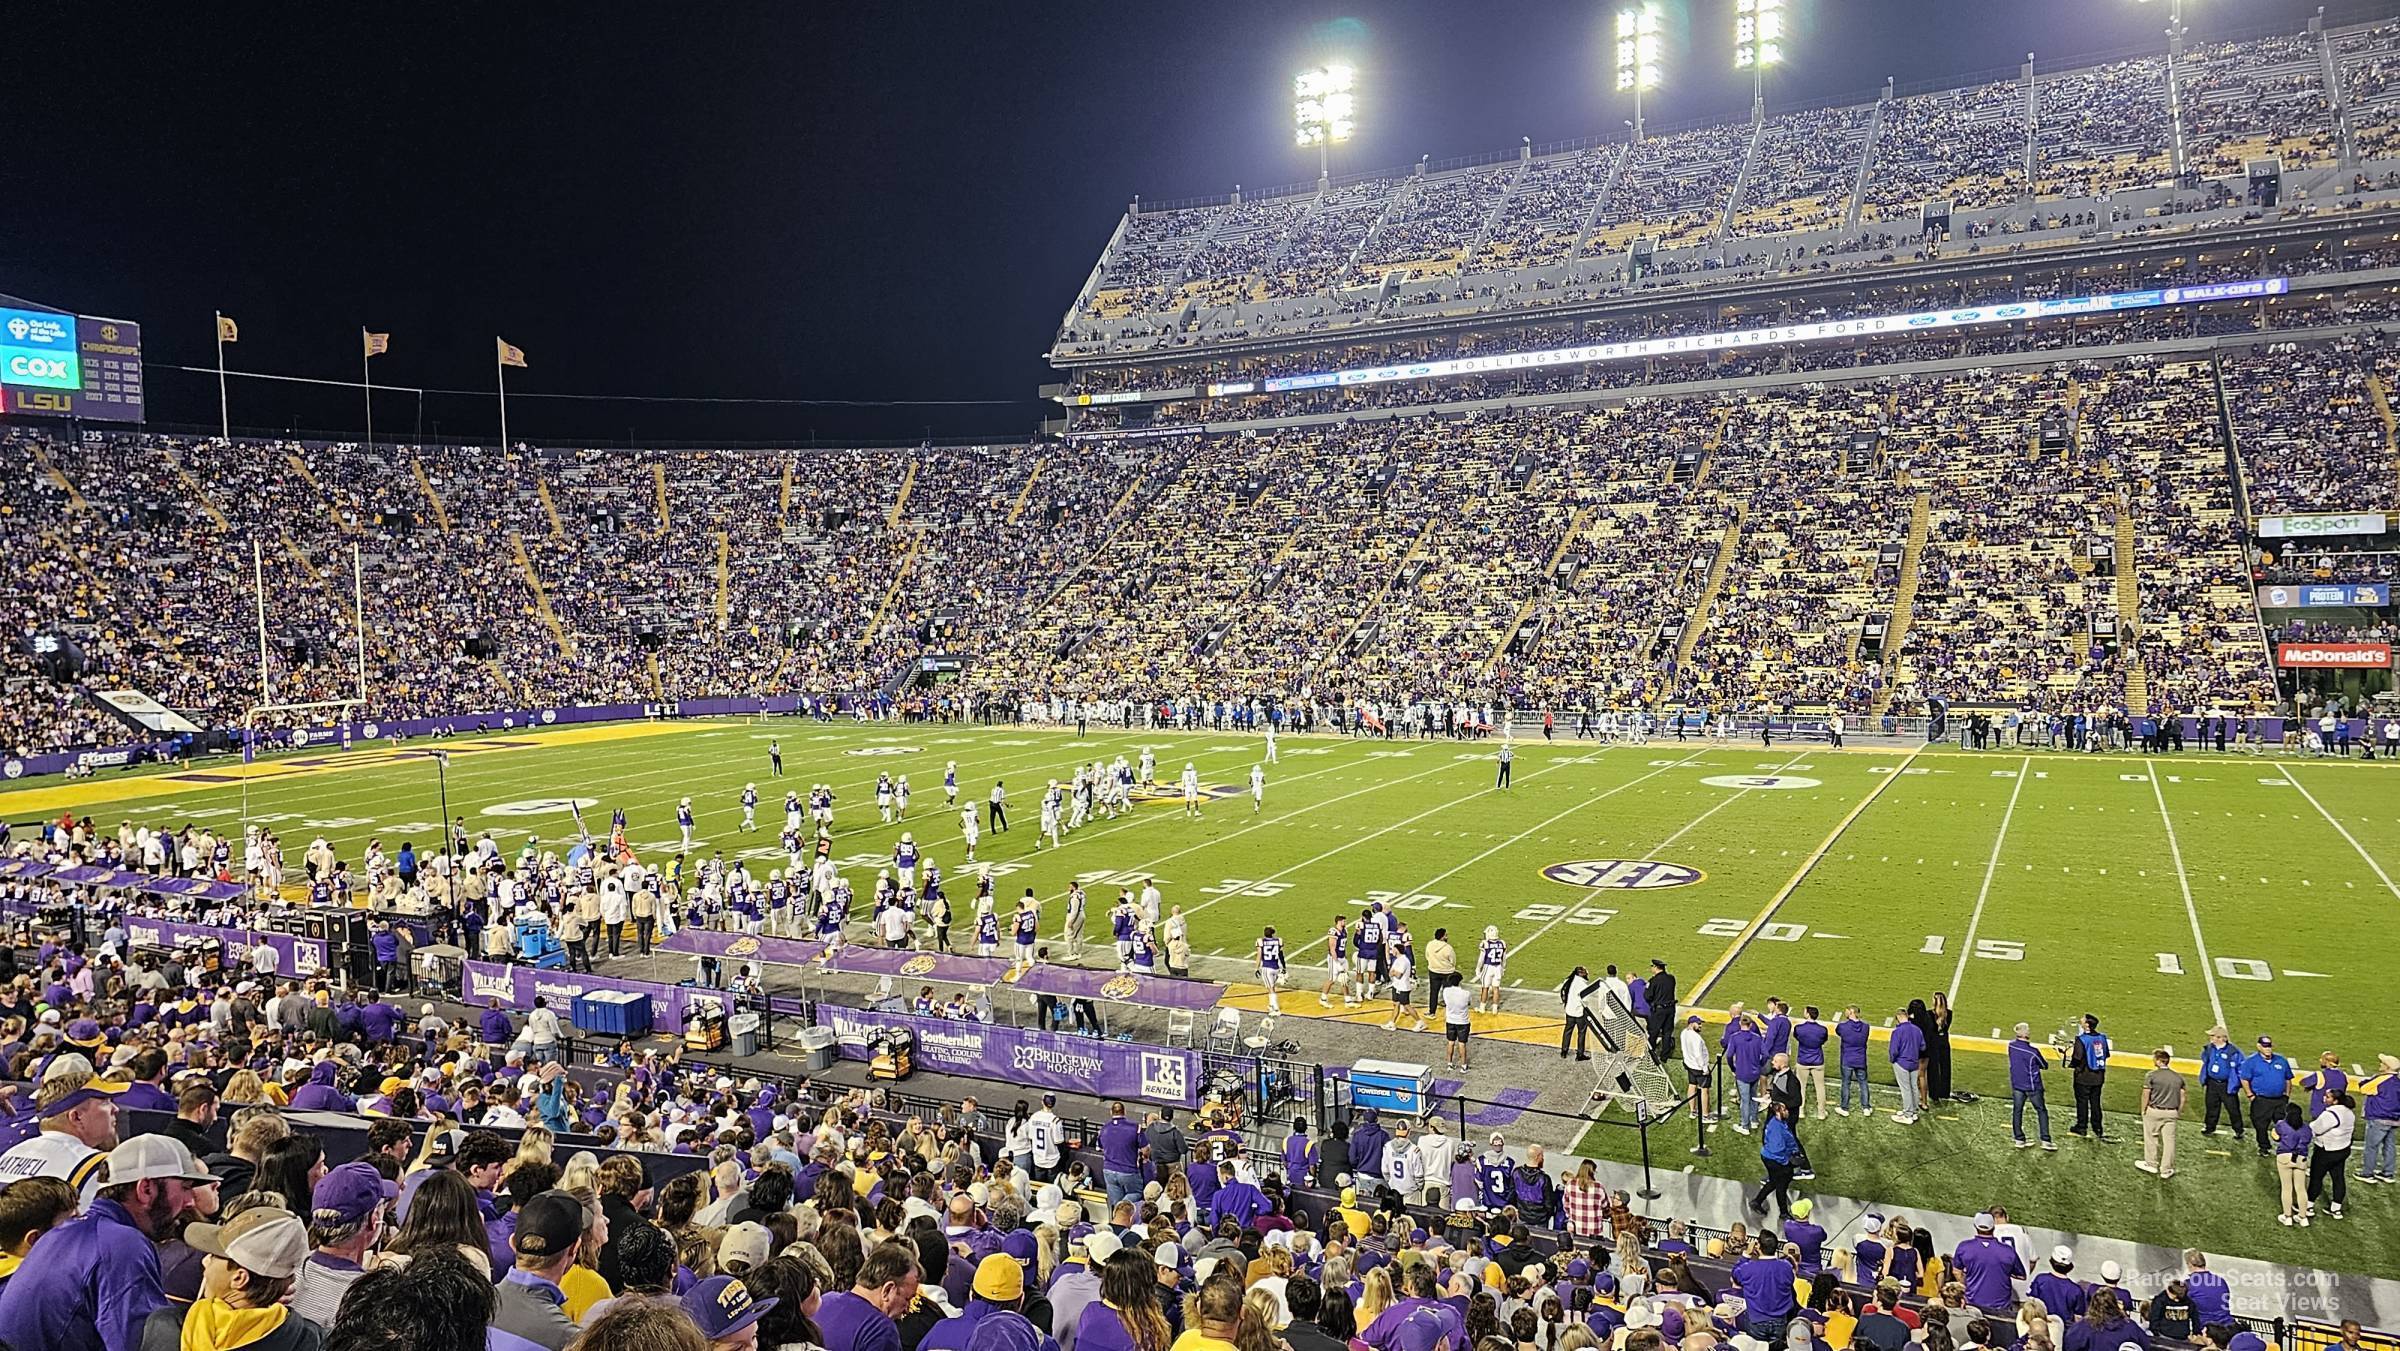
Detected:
[5,354,71,383]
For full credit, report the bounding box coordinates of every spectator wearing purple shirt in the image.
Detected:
[1725,1014,1769,1133]
[1731,1234,1800,1341]
[2007,1024,2057,1150]
[1206,1163,1266,1229]
[1953,1215,2026,1313]
[1888,1008,1925,1123]
[2029,1248,2089,1321]
[2182,1250,2234,1326]
[1098,1104,1144,1210]
[1792,1008,1829,1120]
[817,1242,922,1351]
[1283,1121,1317,1188]
[1835,1007,1873,1115]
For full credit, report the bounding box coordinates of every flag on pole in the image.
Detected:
[497,338,527,368]
[216,314,239,343]
[570,800,591,841]
[363,331,390,357]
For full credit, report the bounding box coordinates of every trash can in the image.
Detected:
[730,1013,762,1058]
[799,1026,838,1073]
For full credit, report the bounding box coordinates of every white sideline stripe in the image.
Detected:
[1176,747,1626,920]
[1948,755,2030,1002]
[2146,758,2226,1028]
[2281,765,2400,903]
[236,726,1213,820]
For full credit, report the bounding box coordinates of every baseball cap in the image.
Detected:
[1791,1198,1813,1221]
[2100,1261,2124,1282]
[103,1134,216,1186]
[40,1078,129,1118]
[684,1275,778,1341]
[185,1207,308,1280]
[1973,1212,1995,1232]
[511,1190,586,1258]
[2052,1246,2075,1267]
[974,1252,1026,1302]
[1087,1230,1124,1263]
[1394,1306,1450,1351]
[1154,1242,1183,1271]
[422,1128,467,1163]
[313,1161,399,1228]
[1192,1256,1220,1285]
[720,1220,773,1271]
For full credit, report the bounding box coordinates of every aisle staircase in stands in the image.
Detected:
[1668,507,1745,679]
[1871,492,1931,717]
[2116,512,2146,713]
[26,442,87,513]
[714,532,732,631]
[2370,369,2400,495]
[169,455,231,529]
[1486,505,1591,669]
[509,530,576,659]
[652,464,671,534]
[535,477,567,538]
[284,453,355,535]
[890,460,918,528]
[411,455,454,531]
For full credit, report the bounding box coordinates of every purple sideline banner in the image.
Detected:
[462,959,735,1035]
[121,916,329,980]
[659,930,1225,1011]
[815,1003,1200,1108]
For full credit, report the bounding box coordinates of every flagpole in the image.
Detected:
[253,538,271,704]
[215,312,230,439]
[497,339,510,450]
[361,328,375,451]
[353,540,368,712]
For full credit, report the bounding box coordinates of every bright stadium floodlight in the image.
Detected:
[1295,63,1358,179]
[1735,0,1784,111]
[1615,3,1664,142]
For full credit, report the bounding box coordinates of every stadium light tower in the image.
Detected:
[1295,64,1358,182]
[1734,0,1784,114]
[1616,3,1664,143]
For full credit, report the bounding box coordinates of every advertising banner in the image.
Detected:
[0,307,79,390]
[461,959,733,1032]
[121,917,327,979]
[2276,642,2393,668]
[2260,514,2387,539]
[2255,583,2388,608]
[815,1004,1199,1107]
[659,931,1226,1010]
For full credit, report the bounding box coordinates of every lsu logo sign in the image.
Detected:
[1541,859,1706,890]
[1139,1050,1189,1103]
[1699,774,1819,790]
[725,937,761,958]
[1100,975,1141,1000]
[899,954,938,977]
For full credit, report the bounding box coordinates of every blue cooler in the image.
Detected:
[1348,1059,1433,1115]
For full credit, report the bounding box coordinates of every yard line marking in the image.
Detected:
[1689,743,1926,1003]
[1511,750,1801,960]
[2145,758,2225,1028]
[2280,766,2400,904]
[1036,754,1481,911]
[1949,756,2031,1002]
[1179,748,1673,920]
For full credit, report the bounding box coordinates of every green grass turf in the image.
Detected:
[12,720,2397,1271]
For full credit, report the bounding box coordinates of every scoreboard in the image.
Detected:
[0,305,144,422]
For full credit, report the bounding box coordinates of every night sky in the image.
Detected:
[0,0,2373,444]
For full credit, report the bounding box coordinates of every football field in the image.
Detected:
[11,719,2397,1058]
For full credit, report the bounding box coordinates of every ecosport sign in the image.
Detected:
[2259,513,2386,539]
[1063,277,2293,404]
